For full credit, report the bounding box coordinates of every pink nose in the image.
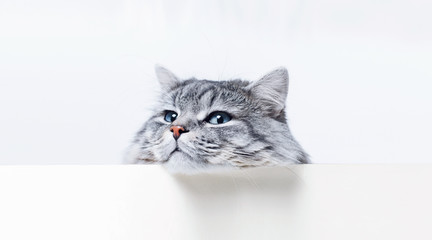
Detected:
[170,126,186,140]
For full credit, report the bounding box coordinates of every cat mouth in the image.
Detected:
[166,147,181,160]
[166,145,193,162]
[172,147,180,152]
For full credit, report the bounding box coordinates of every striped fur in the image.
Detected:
[126,66,309,173]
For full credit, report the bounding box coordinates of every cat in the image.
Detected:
[126,66,309,173]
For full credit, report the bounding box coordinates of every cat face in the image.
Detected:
[126,66,308,173]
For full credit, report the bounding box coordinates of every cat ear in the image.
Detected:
[155,65,181,91]
[249,67,289,114]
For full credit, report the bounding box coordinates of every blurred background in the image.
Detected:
[0,0,431,164]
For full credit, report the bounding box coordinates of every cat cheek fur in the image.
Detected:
[125,120,175,164]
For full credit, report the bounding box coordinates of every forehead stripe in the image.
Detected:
[196,86,216,100]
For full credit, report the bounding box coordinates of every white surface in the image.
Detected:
[0,165,431,240]
[1,0,432,164]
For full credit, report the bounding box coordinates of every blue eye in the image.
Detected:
[207,112,232,125]
[164,111,178,122]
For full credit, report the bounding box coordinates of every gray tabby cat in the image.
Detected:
[126,66,309,173]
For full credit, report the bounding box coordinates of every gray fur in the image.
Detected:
[126,66,309,173]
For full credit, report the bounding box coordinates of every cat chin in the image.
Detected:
[162,151,203,173]
[162,151,233,174]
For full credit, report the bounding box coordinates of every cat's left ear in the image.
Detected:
[155,65,181,91]
[249,67,289,115]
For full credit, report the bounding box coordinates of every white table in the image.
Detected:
[0,165,430,239]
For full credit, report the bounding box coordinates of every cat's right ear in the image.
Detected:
[155,65,181,91]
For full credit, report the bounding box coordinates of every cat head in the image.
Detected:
[126,66,308,173]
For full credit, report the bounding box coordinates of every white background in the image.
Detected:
[1,0,431,164]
